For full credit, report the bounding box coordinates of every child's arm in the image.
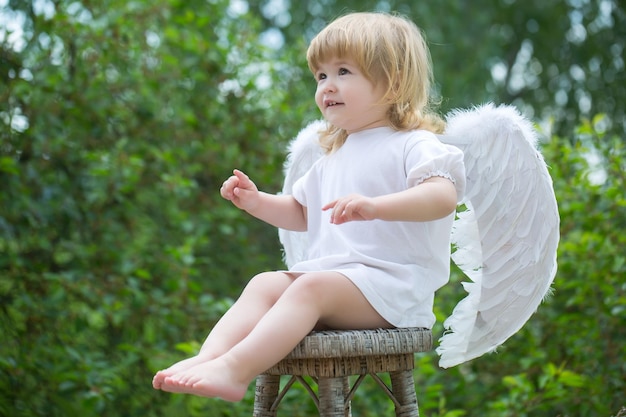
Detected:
[323,176,457,225]
[221,169,307,231]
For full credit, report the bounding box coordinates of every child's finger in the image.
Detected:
[220,175,239,199]
[233,169,252,188]
[321,200,337,211]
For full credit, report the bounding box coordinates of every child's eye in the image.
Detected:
[316,72,327,81]
[339,67,350,75]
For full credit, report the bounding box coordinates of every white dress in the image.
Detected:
[289,126,466,328]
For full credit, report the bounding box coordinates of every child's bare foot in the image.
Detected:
[152,354,212,389]
[160,359,250,402]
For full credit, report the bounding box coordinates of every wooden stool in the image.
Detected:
[253,327,432,417]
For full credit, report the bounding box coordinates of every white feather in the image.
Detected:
[278,119,327,268]
[436,103,559,368]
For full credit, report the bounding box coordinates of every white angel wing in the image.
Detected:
[436,103,560,368]
[278,119,327,268]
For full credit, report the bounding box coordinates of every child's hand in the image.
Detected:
[322,194,376,225]
[220,169,260,211]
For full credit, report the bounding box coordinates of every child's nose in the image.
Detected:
[323,80,337,93]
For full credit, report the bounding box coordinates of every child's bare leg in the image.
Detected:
[160,271,391,400]
[152,271,294,389]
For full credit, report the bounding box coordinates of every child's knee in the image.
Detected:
[248,271,289,286]
[287,272,345,300]
[243,271,293,299]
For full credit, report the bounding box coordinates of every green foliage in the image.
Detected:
[1,1,624,416]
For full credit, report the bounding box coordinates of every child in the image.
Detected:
[152,11,465,401]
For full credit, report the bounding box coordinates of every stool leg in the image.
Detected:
[317,376,351,417]
[253,374,280,417]
[342,377,351,417]
[389,370,419,417]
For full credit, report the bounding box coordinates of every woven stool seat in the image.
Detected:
[253,327,432,417]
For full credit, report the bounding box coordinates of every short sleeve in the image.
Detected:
[291,161,321,207]
[405,137,466,203]
[291,174,308,207]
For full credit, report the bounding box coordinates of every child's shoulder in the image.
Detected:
[393,128,444,147]
[393,128,438,140]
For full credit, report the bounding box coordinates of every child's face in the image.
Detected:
[314,58,390,134]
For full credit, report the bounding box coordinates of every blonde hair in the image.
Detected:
[307,12,445,153]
